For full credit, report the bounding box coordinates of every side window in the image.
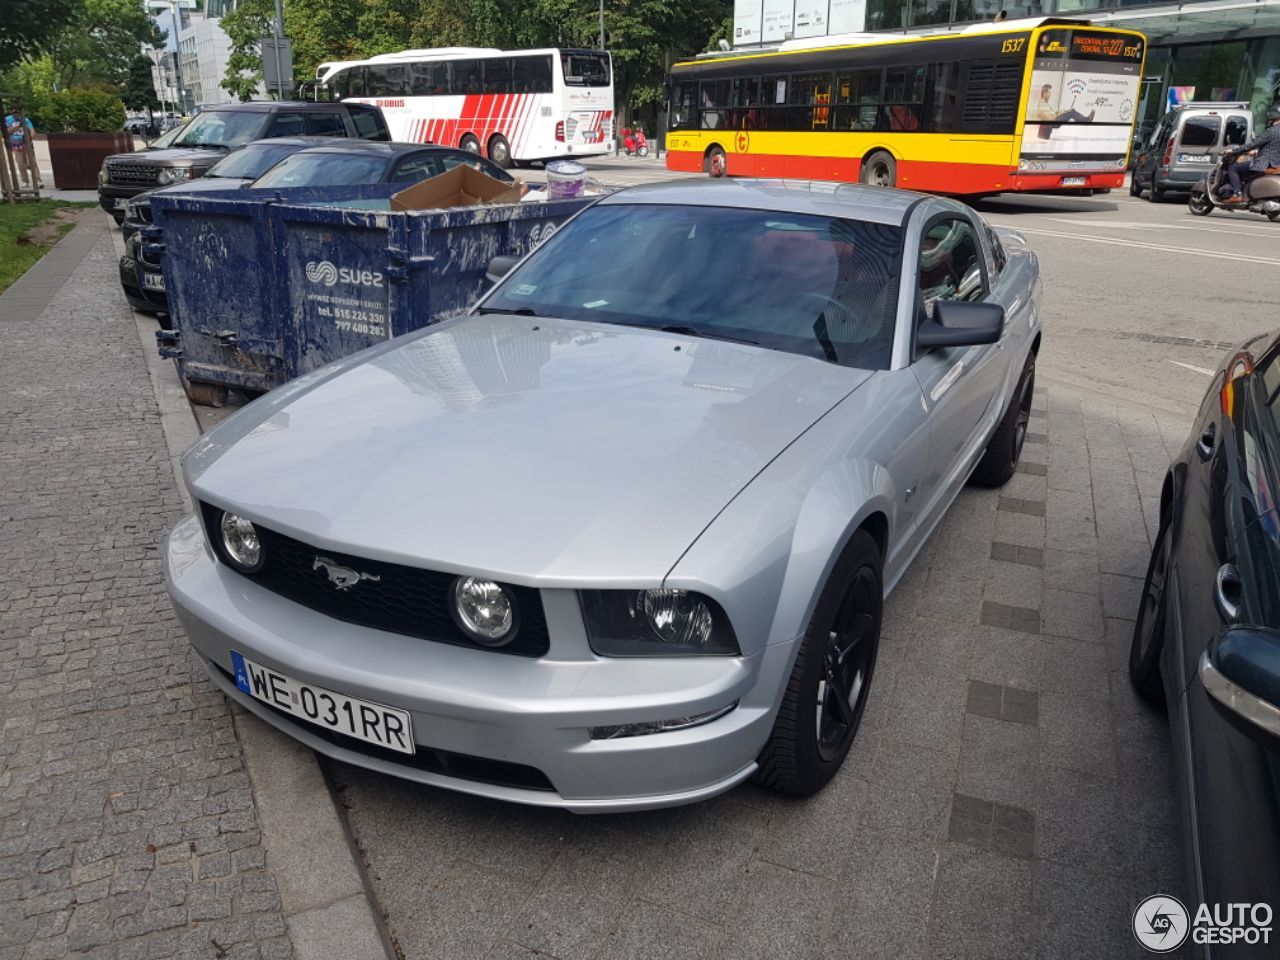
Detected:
[439,152,514,183]
[349,106,389,141]
[1225,116,1250,147]
[451,60,482,95]
[483,58,513,93]
[511,56,552,94]
[304,112,347,137]
[265,112,306,137]
[984,223,1007,276]
[390,155,440,182]
[918,217,985,314]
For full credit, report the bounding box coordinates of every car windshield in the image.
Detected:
[482,204,903,369]
[207,142,306,179]
[250,151,388,188]
[173,111,267,148]
[147,121,188,149]
[561,52,610,87]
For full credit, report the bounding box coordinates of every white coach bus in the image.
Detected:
[318,47,614,167]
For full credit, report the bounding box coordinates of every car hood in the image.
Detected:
[135,177,253,202]
[187,314,872,584]
[125,147,228,165]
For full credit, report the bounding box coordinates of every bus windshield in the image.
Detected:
[561,52,610,87]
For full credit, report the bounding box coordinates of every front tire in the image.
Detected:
[1129,516,1171,707]
[860,150,897,188]
[1129,173,1143,197]
[756,530,882,796]
[971,355,1035,487]
[1148,183,1165,203]
[1188,189,1213,216]
[706,145,727,178]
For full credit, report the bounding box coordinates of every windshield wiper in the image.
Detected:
[658,323,759,346]
[475,306,540,317]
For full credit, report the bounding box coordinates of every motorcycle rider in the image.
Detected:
[1219,103,1280,200]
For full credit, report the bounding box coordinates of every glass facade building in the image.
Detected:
[869,0,1280,132]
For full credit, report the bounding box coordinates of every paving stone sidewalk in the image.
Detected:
[0,217,293,960]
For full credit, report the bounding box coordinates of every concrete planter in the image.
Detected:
[46,131,132,190]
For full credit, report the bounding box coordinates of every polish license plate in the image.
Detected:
[1179,154,1212,163]
[230,651,414,754]
[113,198,126,209]
[142,272,165,292]
[1061,176,1087,186]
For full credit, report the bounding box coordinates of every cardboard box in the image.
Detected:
[390,164,526,212]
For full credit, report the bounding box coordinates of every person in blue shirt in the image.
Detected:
[4,110,39,188]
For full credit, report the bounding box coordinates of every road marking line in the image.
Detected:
[1045,217,1279,238]
[988,224,1280,266]
[1168,360,1216,376]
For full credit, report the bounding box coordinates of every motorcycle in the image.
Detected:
[621,127,649,158]
[1189,150,1280,222]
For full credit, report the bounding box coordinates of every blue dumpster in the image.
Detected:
[149,183,597,404]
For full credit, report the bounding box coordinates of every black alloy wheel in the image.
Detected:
[757,529,882,795]
[1129,516,1172,706]
[816,566,880,762]
[972,357,1035,487]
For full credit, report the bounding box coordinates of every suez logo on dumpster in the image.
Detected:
[1133,895,1274,952]
[305,260,384,289]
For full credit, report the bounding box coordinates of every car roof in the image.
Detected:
[596,179,926,226]
[198,101,364,113]
[288,141,461,156]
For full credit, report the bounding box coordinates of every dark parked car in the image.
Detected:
[247,141,512,190]
[1131,329,1280,948]
[98,100,390,223]
[120,142,513,318]
[118,137,336,316]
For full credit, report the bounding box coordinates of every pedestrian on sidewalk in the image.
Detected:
[5,108,41,188]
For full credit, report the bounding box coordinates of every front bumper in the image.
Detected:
[164,515,785,812]
[118,252,168,315]
[99,183,150,216]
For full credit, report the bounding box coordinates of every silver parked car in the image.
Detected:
[165,180,1041,812]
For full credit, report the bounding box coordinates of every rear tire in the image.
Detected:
[1129,516,1171,708]
[487,135,512,168]
[971,355,1035,488]
[756,530,882,796]
[460,134,480,155]
[860,150,897,188]
[1129,174,1143,197]
[706,145,727,178]
[1148,184,1165,203]
[1269,210,1280,223]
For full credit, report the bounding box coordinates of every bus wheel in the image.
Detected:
[488,135,513,168]
[860,151,896,188]
[706,146,727,178]
[460,134,481,155]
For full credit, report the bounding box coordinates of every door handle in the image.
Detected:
[1196,423,1216,460]
[1215,563,1242,622]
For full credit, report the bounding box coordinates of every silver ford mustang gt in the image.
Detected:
[165,179,1041,812]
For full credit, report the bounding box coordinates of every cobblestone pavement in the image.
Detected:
[0,218,293,960]
[331,378,1192,960]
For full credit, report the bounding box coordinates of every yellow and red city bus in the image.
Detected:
[665,19,1146,195]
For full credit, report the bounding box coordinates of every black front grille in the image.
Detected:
[200,503,550,656]
[214,664,555,791]
[107,162,160,184]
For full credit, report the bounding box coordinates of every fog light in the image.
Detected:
[589,701,738,740]
[219,512,262,571]
[452,577,514,645]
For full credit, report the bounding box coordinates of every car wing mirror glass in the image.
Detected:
[485,255,519,284]
[916,300,1004,349]
[1201,626,1280,740]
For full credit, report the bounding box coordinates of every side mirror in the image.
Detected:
[486,255,519,284]
[916,300,1005,349]
[1201,626,1280,740]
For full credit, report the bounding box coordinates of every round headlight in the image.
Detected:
[451,577,514,645]
[642,589,714,648]
[219,512,263,571]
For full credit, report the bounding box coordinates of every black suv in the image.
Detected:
[98,101,389,222]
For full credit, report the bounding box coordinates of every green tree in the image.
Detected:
[0,0,80,72]
[220,0,272,100]
[41,0,164,89]
[123,54,159,112]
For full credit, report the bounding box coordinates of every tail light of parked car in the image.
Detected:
[1162,138,1175,168]
[555,121,565,143]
